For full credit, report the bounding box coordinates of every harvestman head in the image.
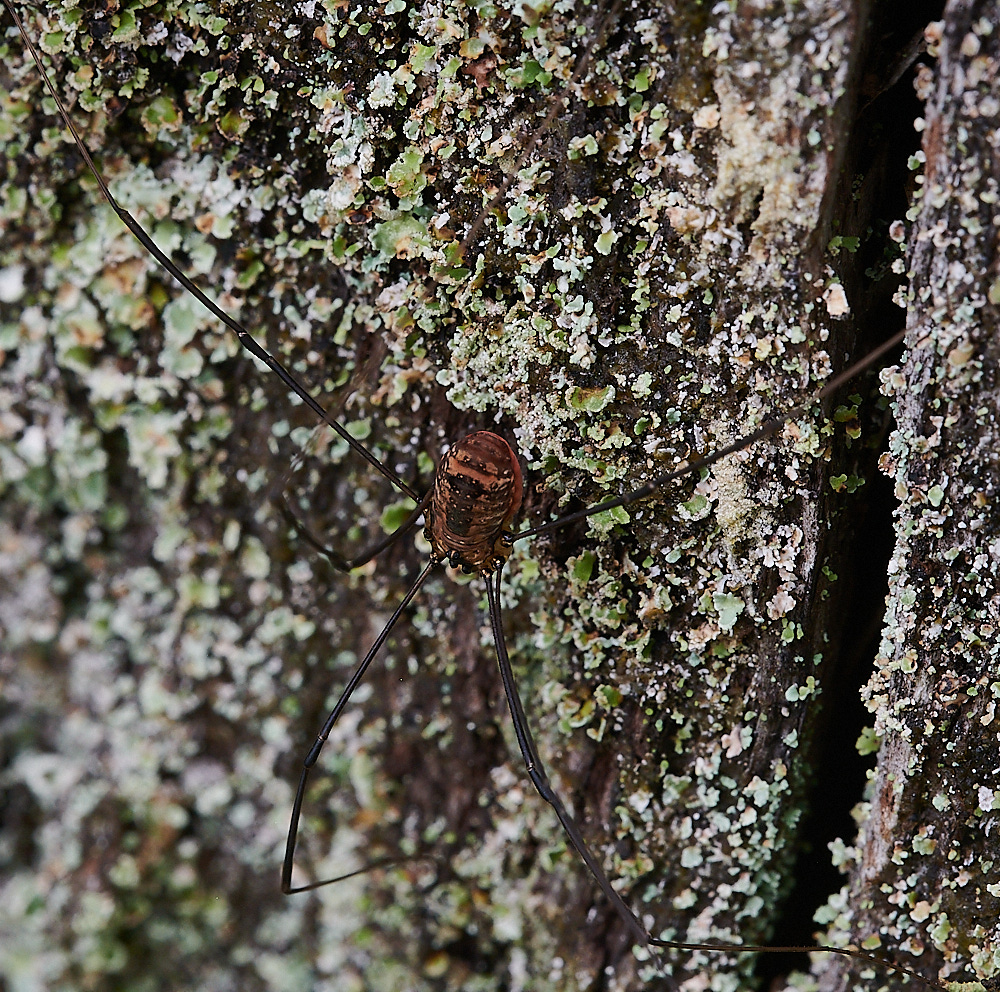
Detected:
[3,3,976,990]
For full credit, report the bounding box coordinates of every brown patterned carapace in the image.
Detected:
[424,431,523,574]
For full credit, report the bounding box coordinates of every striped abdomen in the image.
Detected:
[425,432,523,574]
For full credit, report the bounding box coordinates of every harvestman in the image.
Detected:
[5,4,966,989]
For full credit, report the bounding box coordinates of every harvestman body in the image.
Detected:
[4,3,969,989]
[426,432,522,574]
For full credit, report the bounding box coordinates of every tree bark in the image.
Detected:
[815,3,1000,990]
[0,2,995,992]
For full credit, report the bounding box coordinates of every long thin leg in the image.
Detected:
[279,489,431,572]
[282,558,438,894]
[4,0,419,503]
[645,933,946,991]
[485,570,674,981]
[520,325,907,540]
[486,571,948,992]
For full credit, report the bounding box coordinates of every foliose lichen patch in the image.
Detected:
[0,1,966,991]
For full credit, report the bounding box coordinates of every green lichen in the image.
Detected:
[2,2,991,992]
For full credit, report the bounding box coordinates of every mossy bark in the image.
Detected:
[1,3,995,992]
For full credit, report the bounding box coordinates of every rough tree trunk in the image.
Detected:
[816,3,1000,990]
[0,2,996,992]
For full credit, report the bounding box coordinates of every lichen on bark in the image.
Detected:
[813,4,1000,989]
[1,2,996,992]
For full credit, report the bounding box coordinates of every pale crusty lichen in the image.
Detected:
[1,2,986,992]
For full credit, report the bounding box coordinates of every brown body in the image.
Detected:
[424,432,523,574]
